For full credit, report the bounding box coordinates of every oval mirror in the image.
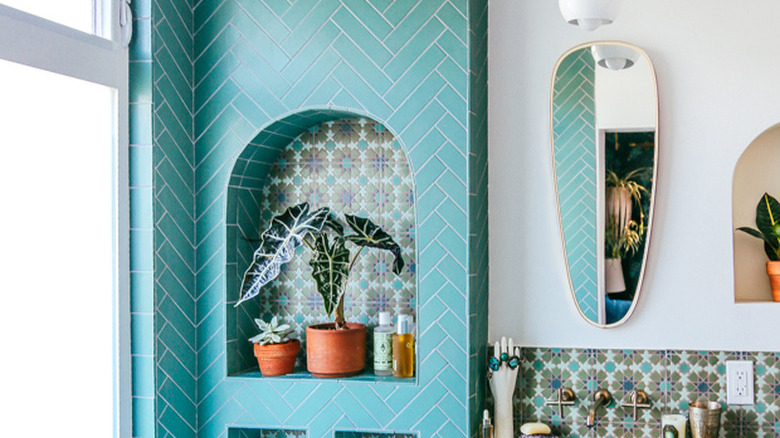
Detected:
[551,42,658,327]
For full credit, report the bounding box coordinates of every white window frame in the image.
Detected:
[0,3,130,437]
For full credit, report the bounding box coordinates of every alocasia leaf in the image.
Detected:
[344,214,405,275]
[309,233,350,317]
[237,202,330,306]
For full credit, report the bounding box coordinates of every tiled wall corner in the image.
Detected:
[467,0,489,437]
[130,0,156,436]
[152,0,197,437]
[519,347,780,438]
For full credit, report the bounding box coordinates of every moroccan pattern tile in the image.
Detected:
[517,347,780,438]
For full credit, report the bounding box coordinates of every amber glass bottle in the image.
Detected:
[392,314,414,378]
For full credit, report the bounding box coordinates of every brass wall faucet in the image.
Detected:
[586,389,612,427]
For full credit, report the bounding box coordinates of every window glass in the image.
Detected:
[0,0,99,35]
[0,58,115,436]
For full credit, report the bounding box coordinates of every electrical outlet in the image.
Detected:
[727,360,754,405]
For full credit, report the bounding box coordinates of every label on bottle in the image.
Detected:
[374,331,393,371]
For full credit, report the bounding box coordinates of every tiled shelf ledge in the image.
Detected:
[231,368,417,385]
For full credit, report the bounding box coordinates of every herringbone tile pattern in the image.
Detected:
[148,1,489,437]
[552,49,598,322]
[467,0,489,436]
[153,0,197,437]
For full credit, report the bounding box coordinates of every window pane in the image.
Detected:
[0,59,116,436]
[0,0,97,35]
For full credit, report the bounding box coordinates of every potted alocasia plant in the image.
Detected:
[250,316,299,376]
[736,192,780,301]
[604,168,648,294]
[236,202,405,377]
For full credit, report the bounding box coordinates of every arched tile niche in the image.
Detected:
[733,122,780,302]
[225,109,417,376]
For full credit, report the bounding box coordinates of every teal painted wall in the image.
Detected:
[137,1,489,437]
[552,48,597,322]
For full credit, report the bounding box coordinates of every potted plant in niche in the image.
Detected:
[604,168,648,293]
[236,202,405,377]
[736,192,780,301]
[250,315,299,376]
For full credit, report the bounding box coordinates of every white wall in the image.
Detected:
[488,0,780,350]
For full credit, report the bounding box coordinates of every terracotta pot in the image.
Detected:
[605,257,626,294]
[306,323,366,378]
[253,339,300,376]
[767,261,780,302]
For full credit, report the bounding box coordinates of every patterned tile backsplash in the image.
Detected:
[516,347,780,438]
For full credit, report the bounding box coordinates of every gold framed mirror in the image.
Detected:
[551,42,658,327]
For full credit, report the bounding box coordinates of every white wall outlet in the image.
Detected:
[727,360,754,405]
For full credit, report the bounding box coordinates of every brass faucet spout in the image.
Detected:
[586,389,612,427]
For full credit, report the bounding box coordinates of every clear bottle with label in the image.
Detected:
[392,313,415,378]
[373,311,394,376]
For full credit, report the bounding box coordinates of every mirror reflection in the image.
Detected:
[551,42,658,327]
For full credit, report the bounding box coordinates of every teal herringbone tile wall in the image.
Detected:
[467,0,489,437]
[552,49,597,322]
[144,1,489,437]
[153,0,197,437]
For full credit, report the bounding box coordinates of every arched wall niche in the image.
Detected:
[733,122,780,302]
[225,108,417,376]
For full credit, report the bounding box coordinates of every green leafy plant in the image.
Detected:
[605,168,649,259]
[237,202,405,329]
[249,316,294,345]
[736,192,780,262]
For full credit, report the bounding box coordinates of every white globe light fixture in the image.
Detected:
[558,0,621,31]
[591,44,639,71]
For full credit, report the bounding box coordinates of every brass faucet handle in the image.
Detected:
[593,388,612,405]
[622,389,651,421]
[545,387,576,418]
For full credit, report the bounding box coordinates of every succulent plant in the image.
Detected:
[249,316,294,345]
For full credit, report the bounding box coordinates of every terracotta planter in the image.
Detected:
[306,323,366,378]
[767,261,780,302]
[253,339,300,376]
[605,257,626,294]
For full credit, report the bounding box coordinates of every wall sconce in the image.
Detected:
[558,0,620,31]
[591,44,639,70]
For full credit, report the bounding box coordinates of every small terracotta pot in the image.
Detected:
[253,339,300,376]
[306,323,366,378]
[767,261,780,302]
